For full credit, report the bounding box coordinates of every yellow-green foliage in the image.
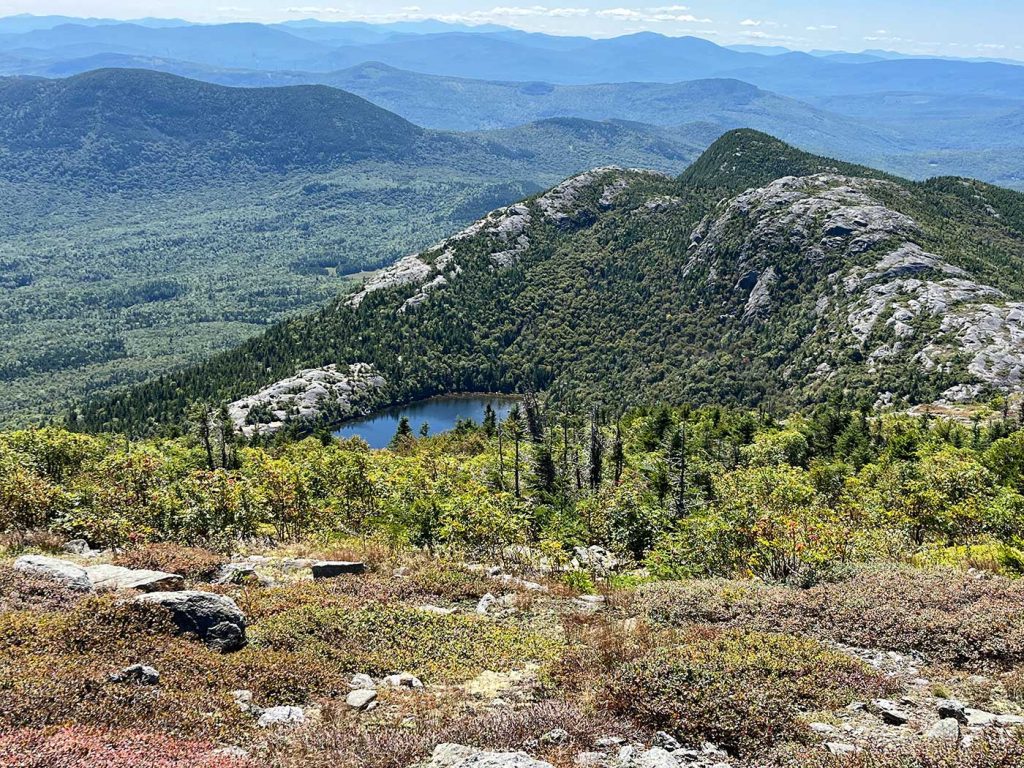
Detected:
[4,401,1024,577]
[254,603,559,682]
[912,540,1024,576]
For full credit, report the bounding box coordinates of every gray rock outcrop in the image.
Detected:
[132,590,246,653]
[13,555,93,591]
[227,362,385,438]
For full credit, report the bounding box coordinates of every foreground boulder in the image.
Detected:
[132,590,246,652]
[417,744,553,768]
[311,561,366,579]
[14,555,92,592]
[86,563,183,592]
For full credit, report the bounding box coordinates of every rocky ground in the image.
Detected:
[1,541,1023,768]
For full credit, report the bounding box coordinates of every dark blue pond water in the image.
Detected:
[333,395,517,449]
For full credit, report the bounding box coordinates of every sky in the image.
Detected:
[3,0,1022,58]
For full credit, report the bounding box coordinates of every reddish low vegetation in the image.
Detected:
[114,543,229,580]
[639,565,1024,669]
[0,726,252,768]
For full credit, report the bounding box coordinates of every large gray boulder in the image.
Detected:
[132,590,246,652]
[13,555,92,592]
[86,563,183,592]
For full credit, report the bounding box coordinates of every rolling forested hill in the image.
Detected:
[77,130,1024,435]
[0,69,706,425]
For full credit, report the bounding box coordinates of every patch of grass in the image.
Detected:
[254,604,559,682]
[0,565,82,613]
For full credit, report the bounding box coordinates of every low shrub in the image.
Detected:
[0,726,253,768]
[114,542,228,580]
[0,565,82,613]
[265,699,624,768]
[638,565,1024,669]
[601,627,897,757]
[911,541,1024,577]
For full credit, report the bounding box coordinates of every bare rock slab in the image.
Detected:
[14,555,92,592]
[86,563,183,592]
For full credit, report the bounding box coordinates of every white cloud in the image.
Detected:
[596,6,710,23]
[806,24,838,31]
[739,18,761,26]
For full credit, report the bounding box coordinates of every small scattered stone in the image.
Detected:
[594,737,625,749]
[383,672,424,689]
[965,708,997,727]
[346,688,378,711]
[350,673,376,689]
[394,566,411,578]
[872,699,911,725]
[652,731,680,751]
[109,663,160,685]
[213,563,263,585]
[825,743,858,756]
[925,718,960,741]
[257,705,306,728]
[311,561,366,579]
[809,722,836,734]
[232,690,255,712]
[539,728,569,746]
[63,539,95,557]
[996,714,1024,726]
[477,593,497,614]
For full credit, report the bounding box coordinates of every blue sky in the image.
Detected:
[4,0,1022,58]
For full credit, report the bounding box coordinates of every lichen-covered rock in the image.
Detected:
[227,362,385,438]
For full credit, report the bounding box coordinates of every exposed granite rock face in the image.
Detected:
[348,254,433,309]
[743,266,777,320]
[687,172,1024,401]
[344,168,662,318]
[227,363,385,438]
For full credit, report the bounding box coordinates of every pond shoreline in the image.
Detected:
[332,393,519,448]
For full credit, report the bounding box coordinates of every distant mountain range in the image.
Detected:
[78,130,1024,434]
[0,68,707,426]
[3,18,1024,94]
[2,16,1022,189]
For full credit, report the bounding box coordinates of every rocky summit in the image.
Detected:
[88,131,1024,435]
